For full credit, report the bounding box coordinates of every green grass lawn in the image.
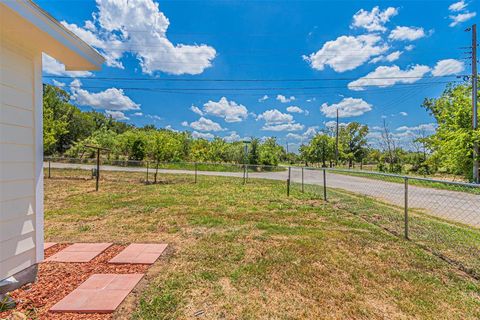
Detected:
[44,169,480,319]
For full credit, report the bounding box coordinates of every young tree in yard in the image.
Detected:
[117,130,147,161]
[146,130,184,183]
[422,83,480,180]
[339,122,369,168]
[301,134,335,167]
[258,137,284,166]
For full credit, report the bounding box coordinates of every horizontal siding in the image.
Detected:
[0,84,33,111]
[0,143,34,162]
[0,215,35,242]
[0,233,35,262]
[0,37,37,281]
[0,249,36,279]
[0,44,33,76]
[0,197,34,222]
[0,180,34,202]
[0,123,33,145]
[0,103,34,127]
[0,162,34,181]
[0,66,33,94]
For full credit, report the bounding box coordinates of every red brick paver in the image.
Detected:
[109,243,168,264]
[44,242,57,250]
[46,243,113,263]
[50,274,144,313]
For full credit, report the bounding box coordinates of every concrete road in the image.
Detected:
[45,162,480,227]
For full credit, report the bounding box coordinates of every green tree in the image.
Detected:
[145,130,184,182]
[301,134,335,167]
[422,83,479,180]
[339,122,369,168]
[258,138,284,166]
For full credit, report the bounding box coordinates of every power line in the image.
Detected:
[43,74,465,82]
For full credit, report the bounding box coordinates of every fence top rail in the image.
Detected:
[305,167,480,189]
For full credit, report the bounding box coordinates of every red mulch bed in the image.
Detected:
[0,244,149,320]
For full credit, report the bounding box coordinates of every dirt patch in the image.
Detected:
[0,244,149,320]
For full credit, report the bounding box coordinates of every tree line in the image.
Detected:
[43,82,479,181]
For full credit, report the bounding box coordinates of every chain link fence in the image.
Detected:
[44,158,480,278]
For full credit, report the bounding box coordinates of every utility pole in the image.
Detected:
[471,24,478,183]
[335,108,339,166]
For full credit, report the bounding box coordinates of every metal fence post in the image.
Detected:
[301,167,304,193]
[323,168,327,201]
[95,148,100,191]
[146,161,149,184]
[404,177,409,240]
[194,162,198,184]
[243,164,247,184]
[48,160,51,179]
[287,166,291,196]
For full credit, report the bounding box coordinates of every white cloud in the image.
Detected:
[223,131,241,142]
[192,131,214,140]
[132,112,143,116]
[105,110,129,120]
[370,50,402,64]
[389,26,426,41]
[351,6,398,32]
[190,105,204,116]
[396,123,436,132]
[303,34,388,72]
[262,123,304,132]
[449,0,467,12]
[286,106,308,115]
[257,109,293,124]
[324,120,349,130]
[61,0,216,75]
[432,59,465,76]
[42,54,93,77]
[202,97,248,122]
[286,133,302,141]
[348,64,431,90]
[258,95,269,102]
[70,79,140,111]
[449,12,477,27]
[146,114,162,121]
[303,126,319,138]
[276,94,296,103]
[399,112,408,116]
[404,44,415,51]
[183,117,224,132]
[321,97,372,118]
[51,79,66,88]
[306,98,316,102]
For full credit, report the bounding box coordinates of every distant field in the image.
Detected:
[44,169,480,319]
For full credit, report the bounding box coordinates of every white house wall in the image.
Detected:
[0,37,38,280]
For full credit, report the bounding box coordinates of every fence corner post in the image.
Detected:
[404,176,409,240]
[48,159,51,179]
[323,168,327,201]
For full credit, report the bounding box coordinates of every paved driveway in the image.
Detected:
[46,162,480,227]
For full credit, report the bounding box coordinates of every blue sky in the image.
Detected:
[40,0,477,151]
